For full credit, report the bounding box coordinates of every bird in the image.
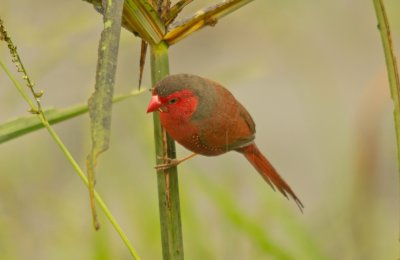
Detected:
[147,74,303,210]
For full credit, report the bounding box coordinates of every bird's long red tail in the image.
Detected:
[238,144,304,211]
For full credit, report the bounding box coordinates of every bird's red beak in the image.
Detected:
[147,95,161,113]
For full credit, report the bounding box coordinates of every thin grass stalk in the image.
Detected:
[0,61,140,259]
[372,0,400,254]
[41,120,140,260]
[150,41,184,260]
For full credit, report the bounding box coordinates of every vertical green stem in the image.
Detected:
[150,41,184,260]
[372,0,400,254]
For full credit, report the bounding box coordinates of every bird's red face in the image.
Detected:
[147,89,199,121]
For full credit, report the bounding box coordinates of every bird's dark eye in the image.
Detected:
[168,98,178,104]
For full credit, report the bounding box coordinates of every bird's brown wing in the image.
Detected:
[238,102,256,134]
[194,87,256,155]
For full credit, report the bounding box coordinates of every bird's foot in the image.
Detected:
[154,157,179,171]
[154,153,197,171]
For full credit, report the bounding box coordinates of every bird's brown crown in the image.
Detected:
[153,74,214,98]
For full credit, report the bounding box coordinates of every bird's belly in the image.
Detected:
[168,125,227,156]
[160,116,227,156]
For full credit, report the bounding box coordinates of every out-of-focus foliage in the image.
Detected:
[0,0,399,259]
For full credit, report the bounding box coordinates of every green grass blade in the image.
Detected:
[166,0,194,26]
[372,0,400,156]
[164,0,254,45]
[87,0,125,230]
[84,0,166,44]
[372,0,400,254]
[123,0,166,44]
[0,90,144,144]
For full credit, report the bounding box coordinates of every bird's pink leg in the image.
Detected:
[155,153,198,171]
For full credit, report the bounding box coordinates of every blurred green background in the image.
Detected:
[1,0,400,259]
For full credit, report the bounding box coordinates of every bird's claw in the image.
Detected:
[155,157,179,171]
